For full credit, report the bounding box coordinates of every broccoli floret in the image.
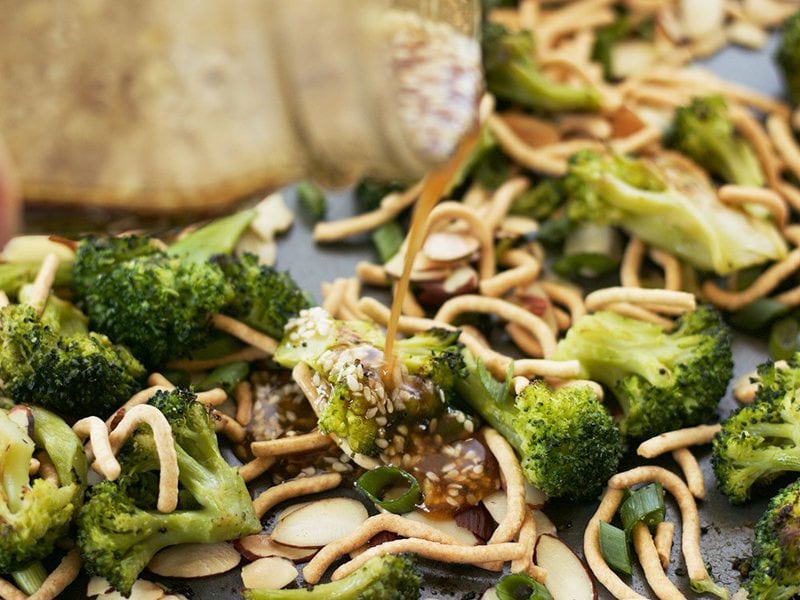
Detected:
[482,22,602,113]
[0,304,145,417]
[75,242,235,368]
[72,236,161,299]
[712,356,800,503]
[77,389,260,594]
[455,360,623,500]
[565,150,787,274]
[509,179,566,220]
[275,310,473,457]
[746,479,800,599]
[245,554,420,600]
[553,306,732,439]
[776,11,800,105]
[215,253,312,340]
[0,405,87,573]
[19,284,88,336]
[664,95,764,188]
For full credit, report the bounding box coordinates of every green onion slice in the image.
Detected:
[729,298,789,334]
[355,466,421,514]
[495,573,552,600]
[599,521,632,576]
[620,483,665,536]
[371,221,405,264]
[296,179,327,221]
[195,360,250,393]
[769,318,800,360]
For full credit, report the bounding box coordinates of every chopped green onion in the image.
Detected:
[495,572,552,600]
[296,180,327,221]
[599,521,632,576]
[769,318,800,360]
[195,361,250,393]
[371,221,405,264]
[12,562,47,595]
[355,466,421,514]
[620,483,665,536]
[553,223,621,279]
[729,299,790,334]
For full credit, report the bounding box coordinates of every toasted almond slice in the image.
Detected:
[610,41,659,79]
[501,112,561,148]
[235,231,277,267]
[423,232,481,263]
[524,482,548,508]
[252,193,294,239]
[403,510,479,546]
[87,576,115,597]
[727,20,768,49]
[235,535,318,563]
[482,491,508,526]
[680,0,724,39]
[241,557,298,591]
[609,106,646,138]
[93,578,167,600]
[535,534,597,599]
[531,509,557,539]
[271,498,369,548]
[147,543,241,578]
[417,267,480,307]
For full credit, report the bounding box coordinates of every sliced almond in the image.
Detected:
[87,576,115,597]
[8,405,34,438]
[727,20,768,49]
[501,113,561,148]
[147,543,241,578]
[482,588,500,600]
[383,251,451,282]
[609,106,645,138]
[271,497,368,548]
[481,490,508,526]
[402,510,479,546]
[417,267,479,307]
[235,230,277,267]
[610,41,659,79]
[499,216,539,238]
[535,534,597,600]
[680,0,724,39]
[251,192,294,240]
[1,235,75,263]
[531,509,557,539]
[524,482,548,508]
[235,535,318,562]
[423,232,480,263]
[241,557,298,590]
[92,578,167,600]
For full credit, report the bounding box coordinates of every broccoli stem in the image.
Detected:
[0,412,35,513]
[454,370,524,452]
[747,422,800,445]
[691,575,729,600]
[11,562,47,595]
[491,62,602,112]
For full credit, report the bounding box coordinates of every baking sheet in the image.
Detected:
[59,36,785,599]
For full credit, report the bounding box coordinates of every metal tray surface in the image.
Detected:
[61,36,785,599]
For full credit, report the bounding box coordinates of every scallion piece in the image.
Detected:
[495,572,552,600]
[620,483,665,535]
[599,521,632,576]
[729,299,789,334]
[355,466,421,514]
[371,221,405,264]
[769,318,800,360]
[296,180,327,221]
[195,361,250,393]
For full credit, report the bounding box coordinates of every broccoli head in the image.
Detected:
[245,554,421,600]
[0,304,145,417]
[665,95,764,188]
[776,11,800,105]
[712,356,800,503]
[455,359,623,500]
[275,309,475,457]
[565,150,787,274]
[482,22,602,113]
[553,306,732,439]
[0,406,87,573]
[72,236,161,298]
[746,479,800,599]
[74,240,235,367]
[214,253,312,340]
[77,389,260,594]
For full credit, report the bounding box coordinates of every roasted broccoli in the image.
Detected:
[665,95,764,188]
[245,554,421,600]
[776,11,800,105]
[455,359,623,500]
[552,306,732,439]
[565,150,787,274]
[0,406,87,577]
[214,253,312,340]
[482,22,603,113]
[0,303,145,417]
[712,356,800,503]
[72,236,161,299]
[77,389,261,594]
[275,309,476,457]
[746,479,800,599]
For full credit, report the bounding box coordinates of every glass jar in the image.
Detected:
[0,0,481,217]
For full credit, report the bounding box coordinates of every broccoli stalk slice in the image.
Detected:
[244,555,421,600]
[168,209,256,264]
[482,22,602,113]
[11,562,47,595]
[0,413,35,513]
